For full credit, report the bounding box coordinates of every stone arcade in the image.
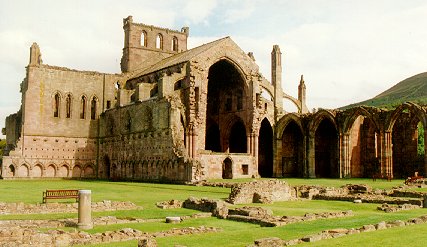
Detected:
[2,16,426,181]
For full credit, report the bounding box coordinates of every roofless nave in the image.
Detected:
[1,16,426,181]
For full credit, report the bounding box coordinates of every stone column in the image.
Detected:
[77,190,93,230]
[307,135,316,178]
[340,133,351,178]
[380,131,393,179]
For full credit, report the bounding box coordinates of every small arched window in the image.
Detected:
[172,36,178,51]
[91,96,98,120]
[141,31,147,47]
[80,96,87,119]
[156,34,163,49]
[65,94,72,118]
[53,93,61,118]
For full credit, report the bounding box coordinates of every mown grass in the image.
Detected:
[1,179,427,247]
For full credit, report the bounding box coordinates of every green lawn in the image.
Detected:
[1,179,426,247]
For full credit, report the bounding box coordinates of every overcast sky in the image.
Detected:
[1,0,427,137]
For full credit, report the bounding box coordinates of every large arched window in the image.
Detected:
[91,96,98,120]
[141,31,147,47]
[80,95,87,119]
[156,34,163,49]
[65,94,72,118]
[171,36,178,51]
[53,93,61,118]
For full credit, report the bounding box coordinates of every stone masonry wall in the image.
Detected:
[228,180,294,204]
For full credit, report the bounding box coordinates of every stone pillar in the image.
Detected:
[340,133,351,178]
[77,190,93,230]
[380,131,393,179]
[307,135,316,178]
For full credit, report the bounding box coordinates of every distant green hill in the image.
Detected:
[341,72,427,109]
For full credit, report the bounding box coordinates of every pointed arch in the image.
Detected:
[80,95,87,119]
[342,106,380,134]
[278,114,305,177]
[65,93,72,118]
[33,164,43,177]
[222,157,233,179]
[53,92,61,118]
[90,95,98,120]
[172,36,178,51]
[314,117,339,178]
[156,33,163,49]
[141,31,147,47]
[258,118,273,177]
[387,102,426,131]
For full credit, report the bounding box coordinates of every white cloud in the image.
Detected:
[182,0,218,25]
[222,0,256,24]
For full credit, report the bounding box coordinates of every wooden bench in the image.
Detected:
[42,189,79,203]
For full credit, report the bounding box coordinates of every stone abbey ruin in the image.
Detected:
[1,16,426,181]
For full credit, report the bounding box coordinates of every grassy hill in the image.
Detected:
[342,72,427,109]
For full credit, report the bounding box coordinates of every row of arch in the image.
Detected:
[274,103,426,179]
[140,32,179,52]
[53,92,99,120]
[6,163,95,178]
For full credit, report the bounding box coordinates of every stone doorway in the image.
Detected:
[222,158,233,179]
[315,118,338,178]
[258,118,273,177]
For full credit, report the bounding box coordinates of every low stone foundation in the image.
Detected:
[228,180,294,204]
[0,225,221,246]
[313,194,423,206]
[377,203,421,213]
[0,201,140,215]
[227,207,353,227]
[249,215,427,246]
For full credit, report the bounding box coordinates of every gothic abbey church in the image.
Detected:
[2,16,426,181]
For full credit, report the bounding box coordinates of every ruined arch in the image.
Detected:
[309,111,339,178]
[277,115,304,177]
[258,118,273,177]
[205,59,249,153]
[342,107,381,177]
[342,106,380,134]
[388,103,426,178]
